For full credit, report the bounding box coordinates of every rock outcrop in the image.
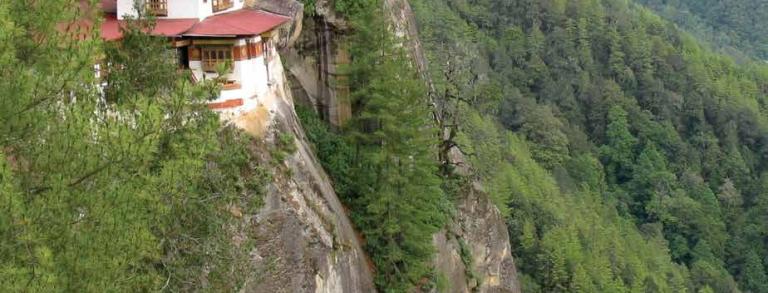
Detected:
[226,22,375,291]
[281,0,352,127]
[432,183,521,293]
[244,75,375,292]
[240,0,522,292]
[246,0,304,47]
[384,1,522,292]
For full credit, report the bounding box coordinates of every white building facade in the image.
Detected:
[101,0,290,113]
[115,0,246,20]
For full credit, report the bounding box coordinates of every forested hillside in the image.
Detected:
[636,0,768,61]
[297,1,452,290]
[410,0,768,291]
[5,0,768,292]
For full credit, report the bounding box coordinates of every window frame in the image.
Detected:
[211,0,234,12]
[201,46,233,73]
[145,0,168,16]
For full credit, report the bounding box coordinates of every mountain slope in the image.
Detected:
[636,0,768,61]
[286,0,524,291]
[411,0,768,291]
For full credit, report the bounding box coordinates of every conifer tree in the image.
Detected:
[345,3,448,291]
[600,106,637,184]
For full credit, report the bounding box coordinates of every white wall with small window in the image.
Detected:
[117,0,245,20]
[188,36,273,104]
[194,0,245,20]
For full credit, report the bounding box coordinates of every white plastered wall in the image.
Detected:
[197,0,246,19]
[118,0,201,19]
[189,36,272,108]
[117,0,245,20]
[216,44,287,120]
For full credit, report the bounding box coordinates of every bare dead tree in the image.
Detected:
[432,48,480,175]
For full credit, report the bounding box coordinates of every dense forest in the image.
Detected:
[637,0,768,61]
[299,0,450,290]
[409,0,768,291]
[4,0,768,292]
[296,0,768,291]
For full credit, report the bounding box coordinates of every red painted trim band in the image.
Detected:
[207,98,244,110]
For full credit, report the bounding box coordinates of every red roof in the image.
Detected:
[101,14,198,41]
[101,14,120,40]
[183,9,290,37]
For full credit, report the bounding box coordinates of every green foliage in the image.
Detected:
[161,127,269,292]
[298,0,376,17]
[334,0,376,16]
[103,14,177,103]
[457,238,478,287]
[296,105,356,199]
[412,0,768,291]
[0,4,268,292]
[600,106,637,184]
[298,0,316,15]
[270,131,297,164]
[521,105,570,169]
[637,0,768,61]
[492,133,689,293]
[431,271,450,293]
[278,132,298,154]
[298,2,450,290]
[345,6,448,291]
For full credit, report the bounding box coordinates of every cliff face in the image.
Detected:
[221,11,375,289]
[280,0,352,127]
[243,76,376,292]
[382,1,522,292]
[432,184,522,293]
[239,0,521,292]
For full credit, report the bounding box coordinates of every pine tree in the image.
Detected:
[607,26,629,83]
[741,250,768,293]
[345,4,448,291]
[576,17,595,71]
[600,106,637,184]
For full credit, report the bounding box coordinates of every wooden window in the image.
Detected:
[212,0,233,12]
[202,47,232,72]
[145,0,167,16]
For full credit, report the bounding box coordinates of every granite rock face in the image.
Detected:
[384,1,522,292]
[217,14,375,290]
[281,5,352,127]
[431,182,521,293]
[246,0,304,47]
[240,1,522,292]
[239,54,375,293]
